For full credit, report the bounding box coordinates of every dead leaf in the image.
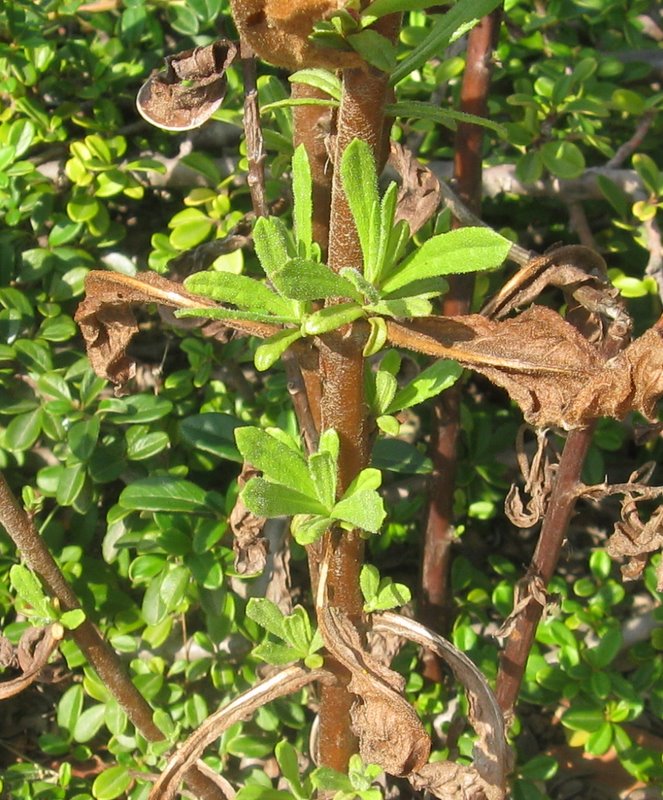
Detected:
[75,271,276,391]
[136,40,237,131]
[373,612,510,800]
[495,568,548,639]
[319,607,431,776]
[230,465,268,576]
[607,497,663,590]
[505,427,558,528]
[387,307,663,429]
[388,142,441,235]
[0,624,63,701]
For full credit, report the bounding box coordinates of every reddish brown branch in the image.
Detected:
[419,9,501,681]
[495,322,631,717]
[316,16,400,771]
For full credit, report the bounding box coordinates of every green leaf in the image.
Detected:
[380,227,510,293]
[271,259,362,302]
[282,607,314,653]
[360,564,380,602]
[390,0,502,84]
[348,30,396,72]
[119,477,211,514]
[387,359,463,412]
[333,490,386,533]
[632,153,662,196]
[372,438,433,474]
[253,216,296,281]
[4,407,43,451]
[388,100,507,138]
[367,578,412,612]
[56,463,86,507]
[242,478,328,517]
[596,175,630,219]
[362,0,435,23]
[344,467,383,496]
[584,626,622,669]
[125,427,169,461]
[340,139,379,271]
[276,740,307,798]
[255,329,304,372]
[302,303,364,335]
[252,641,302,666]
[293,145,313,258]
[10,565,50,616]
[540,140,585,180]
[369,296,434,317]
[586,722,614,756]
[92,765,132,800]
[176,305,296,326]
[74,704,106,743]
[290,515,333,545]
[246,597,286,638]
[57,684,84,733]
[363,316,389,356]
[289,68,342,100]
[516,151,544,184]
[179,413,242,462]
[184,271,296,318]
[59,609,85,630]
[308,450,338,509]
[561,705,604,732]
[235,426,316,495]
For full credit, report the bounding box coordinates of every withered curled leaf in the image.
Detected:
[230,465,268,576]
[607,497,663,591]
[388,142,441,236]
[136,40,237,131]
[387,307,663,429]
[75,271,217,390]
[75,271,277,391]
[319,607,431,776]
[0,624,63,701]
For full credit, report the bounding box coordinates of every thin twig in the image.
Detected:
[149,666,331,800]
[606,110,656,168]
[240,42,268,218]
[0,474,224,800]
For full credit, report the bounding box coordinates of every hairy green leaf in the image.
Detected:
[235,427,316,495]
[184,271,295,317]
[271,258,362,302]
[388,359,463,412]
[242,478,328,517]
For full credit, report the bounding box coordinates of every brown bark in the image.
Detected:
[317,17,399,770]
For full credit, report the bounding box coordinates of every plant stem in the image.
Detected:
[0,474,224,800]
[495,324,630,716]
[420,9,501,681]
[494,425,594,715]
[316,25,397,770]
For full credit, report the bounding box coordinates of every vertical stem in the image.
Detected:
[317,20,398,770]
[0,474,224,800]
[495,426,594,715]
[420,10,501,681]
[495,326,629,716]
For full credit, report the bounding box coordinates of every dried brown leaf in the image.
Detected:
[230,465,268,576]
[319,607,431,776]
[410,762,494,800]
[0,624,63,701]
[136,41,237,131]
[607,497,663,590]
[387,307,663,429]
[75,271,276,391]
[75,272,215,390]
[505,428,557,528]
[388,142,441,235]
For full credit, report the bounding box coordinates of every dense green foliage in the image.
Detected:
[1,0,662,798]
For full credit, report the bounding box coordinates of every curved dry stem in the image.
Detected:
[373,612,510,796]
[0,623,64,700]
[149,666,332,800]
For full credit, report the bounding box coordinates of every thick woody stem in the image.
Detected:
[420,9,501,681]
[0,474,223,800]
[317,17,399,772]
[495,325,630,716]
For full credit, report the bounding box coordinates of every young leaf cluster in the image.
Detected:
[246,598,323,668]
[180,141,509,366]
[235,427,386,544]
